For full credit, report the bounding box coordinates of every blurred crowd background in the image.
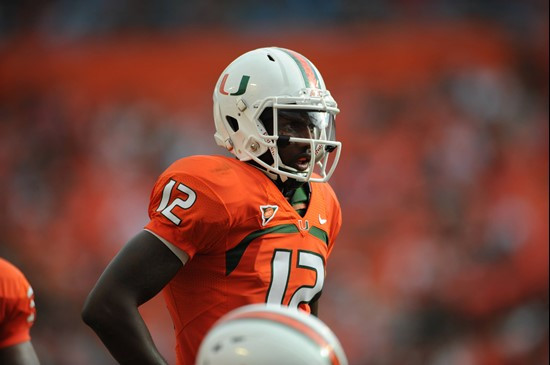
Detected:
[0,1,548,364]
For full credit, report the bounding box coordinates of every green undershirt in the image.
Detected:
[289,185,309,217]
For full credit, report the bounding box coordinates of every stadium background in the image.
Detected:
[0,1,548,364]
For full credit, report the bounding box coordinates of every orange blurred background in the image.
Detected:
[0,2,548,364]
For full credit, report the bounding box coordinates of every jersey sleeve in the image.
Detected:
[0,264,36,348]
[144,167,231,260]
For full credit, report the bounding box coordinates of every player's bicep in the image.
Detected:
[309,298,319,317]
[145,229,190,265]
[87,230,182,306]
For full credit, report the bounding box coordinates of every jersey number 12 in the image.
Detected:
[266,249,325,308]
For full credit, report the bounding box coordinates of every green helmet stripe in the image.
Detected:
[278,48,320,89]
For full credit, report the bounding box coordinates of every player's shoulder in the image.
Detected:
[168,154,229,169]
[153,155,266,202]
[0,258,25,281]
[162,155,253,180]
[0,258,30,297]
[311,180,339,202]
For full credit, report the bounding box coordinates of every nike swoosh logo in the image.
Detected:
[318,214,327,224]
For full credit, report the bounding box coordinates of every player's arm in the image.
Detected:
[81,230,185,365]
[0,341,40,365]
[310,297,319,316]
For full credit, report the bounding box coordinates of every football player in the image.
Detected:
[0,258,40,365]
[196,304,349,365]
[82,47,343,365]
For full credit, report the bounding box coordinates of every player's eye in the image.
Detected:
[279,121,310,136]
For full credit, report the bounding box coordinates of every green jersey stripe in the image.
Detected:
[225,224,299,276]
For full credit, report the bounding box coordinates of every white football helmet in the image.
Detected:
[196,304,349,365]
[213,47,341,182]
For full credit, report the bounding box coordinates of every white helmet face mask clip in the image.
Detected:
[213,47,342,183]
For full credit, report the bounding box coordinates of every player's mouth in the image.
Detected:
[294,154,311,171]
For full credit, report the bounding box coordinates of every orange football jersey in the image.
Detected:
[0,258,36,349]
[145,155,342,365]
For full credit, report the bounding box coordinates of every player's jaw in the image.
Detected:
[292,151,312,171]
[279,144,311,172]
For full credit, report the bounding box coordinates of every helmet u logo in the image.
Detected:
[219,74,250,96]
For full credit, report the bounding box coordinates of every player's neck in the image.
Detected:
[245,159,307,201]
[271,174,310,217]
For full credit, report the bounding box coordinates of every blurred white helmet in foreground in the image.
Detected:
[196,304,348,365]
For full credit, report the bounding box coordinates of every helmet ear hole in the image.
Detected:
[226,116,239,132]
[259,107,274,135]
